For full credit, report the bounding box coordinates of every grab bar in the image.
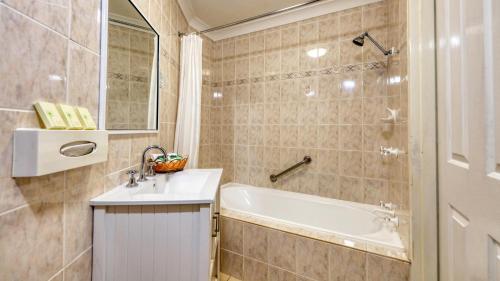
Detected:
[270,156,312,182]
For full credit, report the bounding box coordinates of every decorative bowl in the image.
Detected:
[153,157,188,173]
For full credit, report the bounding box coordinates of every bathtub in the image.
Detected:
[220,183,408,260]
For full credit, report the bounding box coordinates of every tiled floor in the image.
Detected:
[219,272,242,281]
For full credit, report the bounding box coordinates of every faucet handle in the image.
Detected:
[384,216,399,227]
[379,201,397,211]
[126,170,139,188]
[145,160,156,177]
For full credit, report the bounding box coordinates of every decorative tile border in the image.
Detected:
[211,61,388,86]
[108,72,149,83]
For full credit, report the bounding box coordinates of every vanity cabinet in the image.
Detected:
[92,192,220,281]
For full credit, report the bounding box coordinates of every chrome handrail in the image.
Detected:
[270,156,312,182]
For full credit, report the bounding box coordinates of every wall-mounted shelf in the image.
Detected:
[12,129,108,177]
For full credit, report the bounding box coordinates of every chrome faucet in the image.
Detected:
[138,145,167,182]
[373,201,399,227]
[126,170,138,187]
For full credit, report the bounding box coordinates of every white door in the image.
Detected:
[436,0,500,280]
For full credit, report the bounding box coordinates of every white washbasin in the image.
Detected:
[90,169,222,206]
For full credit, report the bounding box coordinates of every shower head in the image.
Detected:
[352,33,366,46]
[352,32,397,56]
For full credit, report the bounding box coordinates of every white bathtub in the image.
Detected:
[221,183,406,258]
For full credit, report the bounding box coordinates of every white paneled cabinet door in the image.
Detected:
[436,0,500,280]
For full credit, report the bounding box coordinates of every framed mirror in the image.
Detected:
[99,0,159,133]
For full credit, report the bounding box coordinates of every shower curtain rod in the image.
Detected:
[178,0,324,37]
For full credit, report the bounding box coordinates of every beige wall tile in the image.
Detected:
[265,51,281,75]
[250,55,265,78]
[51,272,64,281]
[64,164,104,263]
[235,165,249,184]
[268,229,296,272]
[235,104,250,124]
[280,125,298,147]
[329,244,366,281]
[317,173,339,198]
[265,30,281,52]
[248,104,264,126]
[235,37,250,57]
[221,250,243,279]
[268,266,296,281]
[296,236,329,281]
[235,58,250,80]
[339,8,362,40]
[339,176,364,202]
[68,42,100,117]
[221,217,244,254]
[339,98,362,125]
[281,80,300,102]
[243,223,268,263]
[0,110,38,178]
[132,0,149,17]
[281,48,300,75]
[363,178,389,204]
[318,76,338,100]
[4,0,69,34]
[63,248,92,281]
[244,257,269,281]
[317,125,339,149]
[339,151,363,177]
[236,84,250,104]
[363,69,388,97]
[223,39,235,59]
[319,41,340,69]
[70,0,100,52]
[106,135,131,174]
[223,59,236,81]
[0,6,67,110]
[0,195,64,280]
[339,125,363,150]
[366,254,410,281]
[149,0,162,31]
[318,13,339,42]
[249,82,264,104]
[263,147,280,170]
[249,33,265,55]
[249,125,264,146]
[299,45,319,71]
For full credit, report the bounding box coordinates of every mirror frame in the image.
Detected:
[99,0,160,134]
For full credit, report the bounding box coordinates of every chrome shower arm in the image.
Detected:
[364,32,393,56]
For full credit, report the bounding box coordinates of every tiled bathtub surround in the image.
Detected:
[221,207,409,262]
[220,216,410,281]
[0,0,188,279]
[199,0,409,212]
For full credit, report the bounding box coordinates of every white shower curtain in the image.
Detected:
[174,34,203,168]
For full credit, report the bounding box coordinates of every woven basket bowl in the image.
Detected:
[154,157,188,173]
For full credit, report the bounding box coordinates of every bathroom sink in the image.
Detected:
[89,169,222,206]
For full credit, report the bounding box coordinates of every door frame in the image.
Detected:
[407,0,439,280]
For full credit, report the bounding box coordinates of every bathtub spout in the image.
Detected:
[372,208,396,216]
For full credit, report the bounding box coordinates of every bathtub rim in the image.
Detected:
[220,182,410,262]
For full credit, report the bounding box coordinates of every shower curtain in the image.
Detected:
[174,34,203,168]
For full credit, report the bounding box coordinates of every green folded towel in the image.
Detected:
[167,153,182,161]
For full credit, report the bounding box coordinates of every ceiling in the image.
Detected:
[187,0,307,28]
[178,0,381,40]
